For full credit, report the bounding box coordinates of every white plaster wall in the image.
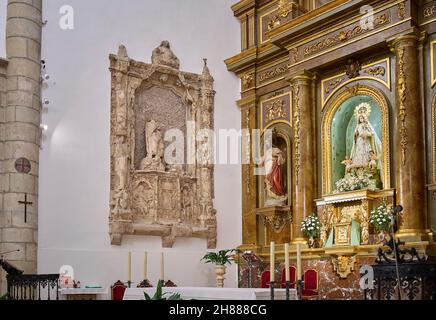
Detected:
[0,0,6,57]
[38,0,241,299]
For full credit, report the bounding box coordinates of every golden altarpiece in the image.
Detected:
[226,0,436,298]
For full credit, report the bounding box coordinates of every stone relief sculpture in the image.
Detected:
[140,120,165,171]
[109,42,217,248]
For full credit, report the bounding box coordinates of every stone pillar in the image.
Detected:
[392,35,428,239]
[1,0,42,292]
[289,71,316,243]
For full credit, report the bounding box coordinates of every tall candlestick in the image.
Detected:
[296,244,302,280]
[160,252,165,281]
[285,243,290,282]
[128,251,132,283]
[270,242,275,282]
[144,252,148,279]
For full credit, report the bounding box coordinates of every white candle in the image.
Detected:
[160,252,165,280]
[270,242,275,283]
[296,244,302,280]
[144,252,148,279]
[128,251,132,282]
[285,243,290,282]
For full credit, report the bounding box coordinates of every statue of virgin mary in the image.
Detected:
[349,103,382,173]
[335,103,383,192]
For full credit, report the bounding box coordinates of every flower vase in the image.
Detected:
[215,265,226,288]
[377,231,387,244]
[308,237,316,248]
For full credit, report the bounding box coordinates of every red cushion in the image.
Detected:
[260,271,270,288]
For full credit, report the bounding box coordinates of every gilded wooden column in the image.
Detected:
[238,95,258,246]
[289,71,316,243]
[392,35,428,239]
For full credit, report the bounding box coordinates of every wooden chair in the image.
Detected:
[281,265,297,288]
[302,269,319,299]
[260,271,271,288]
[111,280,127,300]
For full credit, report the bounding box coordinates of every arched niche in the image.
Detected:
[322,85,391,194]
[259,123,292,207]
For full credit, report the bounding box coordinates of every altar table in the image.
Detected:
[59,288,108,300]
[123,287,297,300]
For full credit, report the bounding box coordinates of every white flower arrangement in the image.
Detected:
[334,171,375,193]
[300,214,321,239]
[369,201,392,232]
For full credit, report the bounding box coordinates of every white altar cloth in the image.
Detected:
[123,287,297,300]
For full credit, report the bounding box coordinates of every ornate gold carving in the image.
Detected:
[260,92,292,130]
[293,85,301,185]
[424,4,436,18]
[263,213,291,233]
[325,78,345,94]
[397,2,406,20]
[332,255,356,278]
[345,59,361,79]
[257,206,292,234]
[268,15,281,31]
[278,0,294,18]
[346,83,360,96]
[242,73,254,88]
[322,85,391,194]
[290,47,298,63]
[259,63,290,83]
[321,58,391,109]
[303,13,391,57]
[245,108,251,195]
[267,0,297,31]
[266,100,287,122]
[397,47,407,166]
[364,66,386,76]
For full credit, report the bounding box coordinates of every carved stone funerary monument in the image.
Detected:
[109,42,217,248]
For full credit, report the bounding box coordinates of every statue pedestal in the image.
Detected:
[256,206,292,244]
[316,189,395,247]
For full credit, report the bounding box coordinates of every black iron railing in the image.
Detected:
[7,274,60,300]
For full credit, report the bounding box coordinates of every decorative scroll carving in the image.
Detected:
[258,61,290,85]
[325,78,345,94]
[423,3,436,18]
[397,47,407,166]
[260,92,291,129]
[397,2,406,20]
[321,58,390,109]
[332,255,356,279]
[303,13,391,57]
[364,66,386,76]
[109,43,217,248]
[267,0,298,30]
[242,73,254,89]
[293,85,301,185]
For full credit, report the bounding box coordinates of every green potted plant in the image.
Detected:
[300,213,321,248]
[201,249,234,288]
[143,280,182,300]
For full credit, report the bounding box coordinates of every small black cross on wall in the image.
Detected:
[18,194,33,223]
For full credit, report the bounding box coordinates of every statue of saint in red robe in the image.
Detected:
[259,146,287,206]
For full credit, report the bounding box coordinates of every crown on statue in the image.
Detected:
[354,102,372,121]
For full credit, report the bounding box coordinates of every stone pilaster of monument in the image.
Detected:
[0,0,43,293]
